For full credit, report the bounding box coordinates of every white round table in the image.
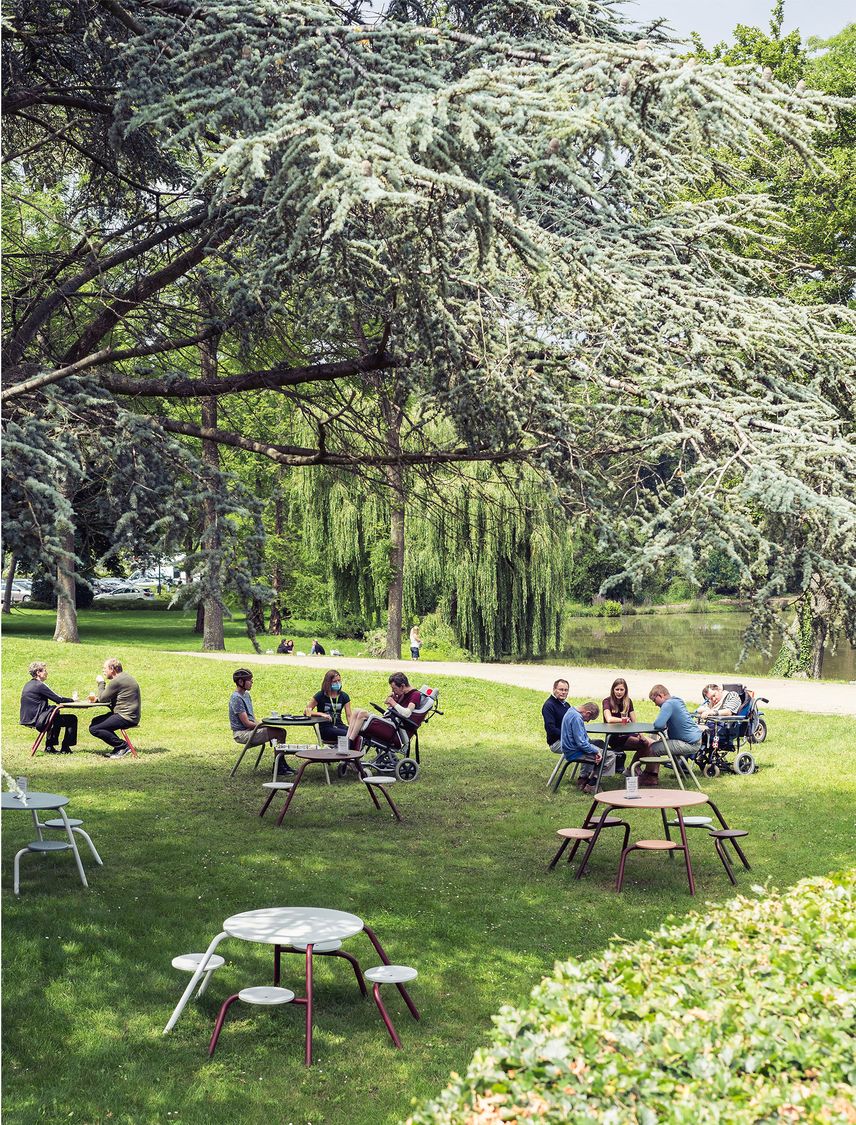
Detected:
[164,906,394,1065]
[1,791,89,888]
[224,906,364,945]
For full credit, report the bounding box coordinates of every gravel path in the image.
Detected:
[179,651,856,717]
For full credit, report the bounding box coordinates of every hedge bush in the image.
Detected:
[409,872,856,1125]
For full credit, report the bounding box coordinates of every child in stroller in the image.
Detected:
[346,672,440,781]
[694,683,768,777]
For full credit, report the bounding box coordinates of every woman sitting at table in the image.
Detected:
[19,661,78,753]
[602,677,653,775]
[304,669,352,744]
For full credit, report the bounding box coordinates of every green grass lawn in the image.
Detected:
[2,633,854,1125]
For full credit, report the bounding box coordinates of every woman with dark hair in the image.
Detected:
[602,677,653,773]
[346,672,422,750]
[304,669,352,744]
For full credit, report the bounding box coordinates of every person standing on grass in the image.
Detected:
[560,701,615,795]
[542,678,570,754]
[19,661,78,753]
[91,657,141,758]
[645,684,703,787]
[409,624,422,660]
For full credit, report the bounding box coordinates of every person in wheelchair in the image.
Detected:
[346,671,422,752]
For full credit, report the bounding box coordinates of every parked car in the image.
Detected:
[9,582,31,604]
[93,585,155,602]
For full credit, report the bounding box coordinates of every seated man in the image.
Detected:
[697,683,742,720]
[229,668,294,775]
[542,678,570,754]
[90,657,141,758]
[19,661,78,753]
[560,701,616,796]
[346,672,422,751]
[646,684,703,786]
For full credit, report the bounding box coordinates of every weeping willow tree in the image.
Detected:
[4,0,855,666]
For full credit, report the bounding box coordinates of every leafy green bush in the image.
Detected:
[409,872,856,1125]
[417,612,472,661]
[594,598,622,618]
[362,627,389,657]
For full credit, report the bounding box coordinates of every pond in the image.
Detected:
[539,611,855,682]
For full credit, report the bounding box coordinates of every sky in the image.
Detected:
[615,0,852,46]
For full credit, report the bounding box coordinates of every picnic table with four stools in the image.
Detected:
[549,721,658,793]
[29,699,116,757]
[566,788,748,895]
[164,906,419,1064]
[230,714,325,777]
[1,791,101,893]
[260,747,404,825]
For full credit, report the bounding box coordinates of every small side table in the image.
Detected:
[2,792,91,891]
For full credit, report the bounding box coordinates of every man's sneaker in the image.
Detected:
[45,745,60,754]
[108,745,132,759]
[581,783,597,796]
[276,761,297,777]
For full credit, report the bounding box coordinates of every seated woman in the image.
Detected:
[277,638,295,655]
[602,677,653,775]
[346,672,422,751]
[304,669,352,744]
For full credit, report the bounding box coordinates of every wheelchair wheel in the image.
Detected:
[703,764,720,779]
[735,752,756,775]
[394,758,420,782]
[751,719,768,744]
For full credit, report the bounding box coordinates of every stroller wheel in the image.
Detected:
[394,758,420,782]
[703,764,720,779]
[735,752,756,775]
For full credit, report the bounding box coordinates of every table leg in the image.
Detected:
[164,931,228,1033]
[675,809,696,896]
[354,760,384,812]
[705,799,751,869]
[57,807,88,888]
[304,943,314,1066]
[275,761,310,826]
[362,923,391,965]
[575,806,611,880]
[274,944,281,985]
[29,809,44,842]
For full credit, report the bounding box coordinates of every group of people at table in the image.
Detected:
[19,658,141,758]
[542,676,743,793]
[229,667,424,775]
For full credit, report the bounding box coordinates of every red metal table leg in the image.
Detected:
[275,761,310,826]
[675,809,696,895]
[574,806,610,879]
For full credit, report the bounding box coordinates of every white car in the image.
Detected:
[9,583,31,604]
[93,585,155,602]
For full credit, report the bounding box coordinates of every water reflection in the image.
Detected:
[539,612,855,681]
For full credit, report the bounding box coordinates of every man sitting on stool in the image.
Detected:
[645,684,703,787]
[560,701,615,796]
[20,661,78,753]
[542,678,570,754]
[91,657,141,758]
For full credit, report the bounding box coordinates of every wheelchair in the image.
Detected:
[695,683,768,778]
[356,686,441,782]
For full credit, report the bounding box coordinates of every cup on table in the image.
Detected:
[337,735,349,755]
[16,776,29,793]
[625,773,639,799]
[87,692,97,702]
[72,690,79,702]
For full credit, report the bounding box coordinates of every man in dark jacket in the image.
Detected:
[19,661,78,752]
[541,678,570,754]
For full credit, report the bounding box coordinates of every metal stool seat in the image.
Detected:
[363,966,419,1048]
[172,953,225,999]
[259,781,295,819]
[708,828,751,885]
[616,838,690,894]
[667,816,713,828]
[360,776,403,821]
[549,817,631,871]
[13,839,70,895]
[42,818,103,866]
[209,986,295,1056]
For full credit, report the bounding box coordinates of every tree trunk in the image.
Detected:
[807,579,830,679]
[2,553,18,614]
[53,523,79,643]
[195,602,205,635]
[269,466,285,634]
[200,308,225,651]
[382,396,405,660]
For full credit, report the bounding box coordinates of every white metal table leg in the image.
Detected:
[57,807,88,888]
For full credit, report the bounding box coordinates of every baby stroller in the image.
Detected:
[695,683,768,777]
[358,686,441,782]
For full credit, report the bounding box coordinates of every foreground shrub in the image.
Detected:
[409,872,856,1124]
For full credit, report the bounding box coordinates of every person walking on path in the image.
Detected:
[409,625,422,661]
[90,657,141,758]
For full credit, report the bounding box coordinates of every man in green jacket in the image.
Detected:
[91,657,141,758]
